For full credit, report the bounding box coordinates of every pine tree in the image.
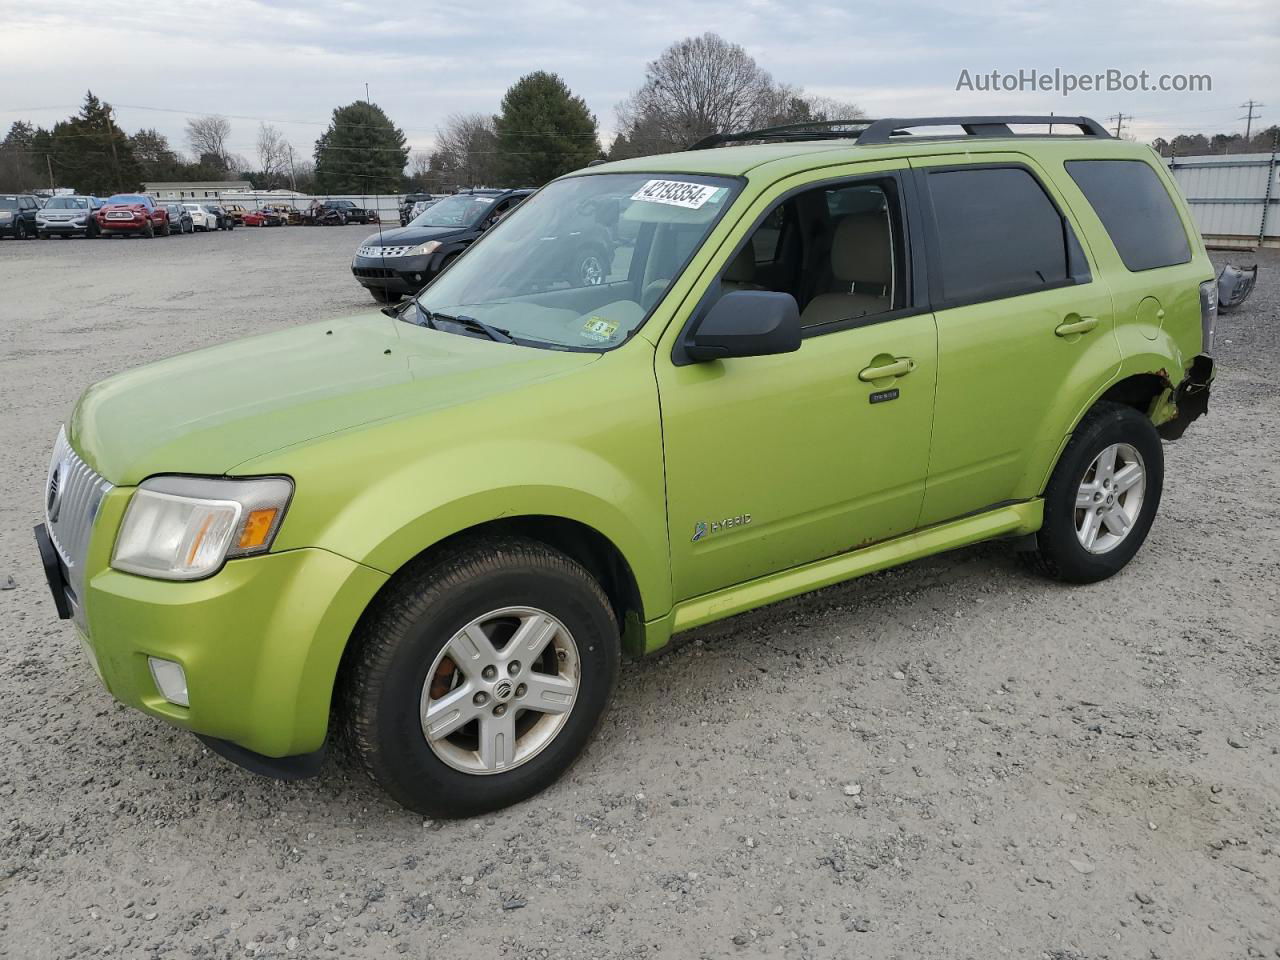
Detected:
[495,72,601,186]
[46,92,142,195]
[313,101,408,194]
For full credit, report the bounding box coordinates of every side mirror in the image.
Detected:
[685,290,802,362]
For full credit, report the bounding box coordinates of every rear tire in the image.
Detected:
[1024,401,1163,583]
[343,537,620,818]
[142,221,155,239]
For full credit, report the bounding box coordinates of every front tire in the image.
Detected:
[344,537,620,818]
[1025,401,1163,583]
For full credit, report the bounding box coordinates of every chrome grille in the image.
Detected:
[357,244,416,258]
[45,427,113,612]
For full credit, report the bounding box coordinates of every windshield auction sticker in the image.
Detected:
[631,180,719,209]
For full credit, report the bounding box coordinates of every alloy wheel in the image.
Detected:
[420,606,580,775]
[1074,442,1146,554]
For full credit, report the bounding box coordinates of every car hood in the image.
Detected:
[68,314,598,485]
[360,224,469,248]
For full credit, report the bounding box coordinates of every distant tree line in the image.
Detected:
[1151,126,1280,158]
[0,33,868,196]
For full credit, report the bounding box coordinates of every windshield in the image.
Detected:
[107,194,149,205]
[410,193,502,228]
[414,172,740,350]
[45,197,88,209]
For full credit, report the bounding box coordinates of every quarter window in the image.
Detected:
[1065,159,1191,272]
[925,167,1070,304]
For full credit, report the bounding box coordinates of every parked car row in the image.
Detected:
[4,192,385,240]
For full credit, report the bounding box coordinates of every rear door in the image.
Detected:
[909,154,1121,526]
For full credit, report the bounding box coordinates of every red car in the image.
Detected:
[95,194,170,238]
[242,207,287,227]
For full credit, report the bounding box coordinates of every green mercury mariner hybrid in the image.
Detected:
[36,116,1216,816]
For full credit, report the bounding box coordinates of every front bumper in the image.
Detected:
[97,217,148,232]
[37,503,387,759]
[351,252,439,293]
[38,220,91,234]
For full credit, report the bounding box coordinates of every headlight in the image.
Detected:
[0,211,12,221]
[408,240,441,257]
[112,476,293,581]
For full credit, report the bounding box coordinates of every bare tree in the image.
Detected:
[801,95,866,124]
[256,122,290,187]
[429,113,502,189]
[185,115,231,168]
[613,34,866,157]
[616,34,788,151]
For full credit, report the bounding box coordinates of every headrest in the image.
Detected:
[831,213,891,285]
[723,245,756,283]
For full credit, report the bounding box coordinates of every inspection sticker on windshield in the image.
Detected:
[631,179,719,209]
[582,316,620,342]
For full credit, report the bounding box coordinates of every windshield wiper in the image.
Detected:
[385,299,439,330]
[431,311,515,344]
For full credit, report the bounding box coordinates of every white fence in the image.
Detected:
[1167,151,1279,248]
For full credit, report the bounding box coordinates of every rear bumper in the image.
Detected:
[55,542,387,758]
[1157,354,1214,441]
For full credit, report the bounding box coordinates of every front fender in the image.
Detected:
[242,350,672,620]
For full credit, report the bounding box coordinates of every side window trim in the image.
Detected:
[911,160,1093,312]
[671,168,927,366]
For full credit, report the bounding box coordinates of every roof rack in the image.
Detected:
[856,115,1111,144]
[688,119,876,150]
[687,115,1111,150]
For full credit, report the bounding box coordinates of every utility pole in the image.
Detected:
[103,116,121,193]
[1239,100,1264,142]
[287,144,297,192]
[46,153,54,191]
[1107,113,1131,138]
[365,82,371,104]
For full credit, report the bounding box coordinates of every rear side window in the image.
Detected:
[925,167,1069,304]
[1066,159,1191,272]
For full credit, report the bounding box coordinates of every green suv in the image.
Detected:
[35,116,1216,816]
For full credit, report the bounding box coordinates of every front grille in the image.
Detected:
[106,211,134,220]
[357,245,415,258]
[45,427,113,614]
[353,267,395,279]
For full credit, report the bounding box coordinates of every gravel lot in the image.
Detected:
[1,227,1277,960]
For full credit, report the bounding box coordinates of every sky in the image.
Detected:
[1,0,1277,164]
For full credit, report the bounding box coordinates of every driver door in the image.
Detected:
[656,163,939,601]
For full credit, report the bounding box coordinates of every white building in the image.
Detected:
[143,181,255,201]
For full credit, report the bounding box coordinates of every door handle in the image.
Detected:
[1054,316,1099,337]
[858,357,915,382]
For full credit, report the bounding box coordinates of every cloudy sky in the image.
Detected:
[2,0,1276,162]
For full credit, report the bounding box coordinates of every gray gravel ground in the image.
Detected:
[1,227,1277,960]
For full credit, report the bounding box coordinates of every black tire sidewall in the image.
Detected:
[355,550,619,817]
[1039,404,1164,582]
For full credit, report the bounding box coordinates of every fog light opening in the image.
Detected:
[148,657,189,707]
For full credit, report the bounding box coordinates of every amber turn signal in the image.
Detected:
[237,508,279,549]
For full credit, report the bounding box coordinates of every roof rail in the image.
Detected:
[686,115,1111,151]
[688,119,877,151]
[855,115,1111,144]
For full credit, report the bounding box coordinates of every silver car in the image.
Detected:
[36,196,104,238]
